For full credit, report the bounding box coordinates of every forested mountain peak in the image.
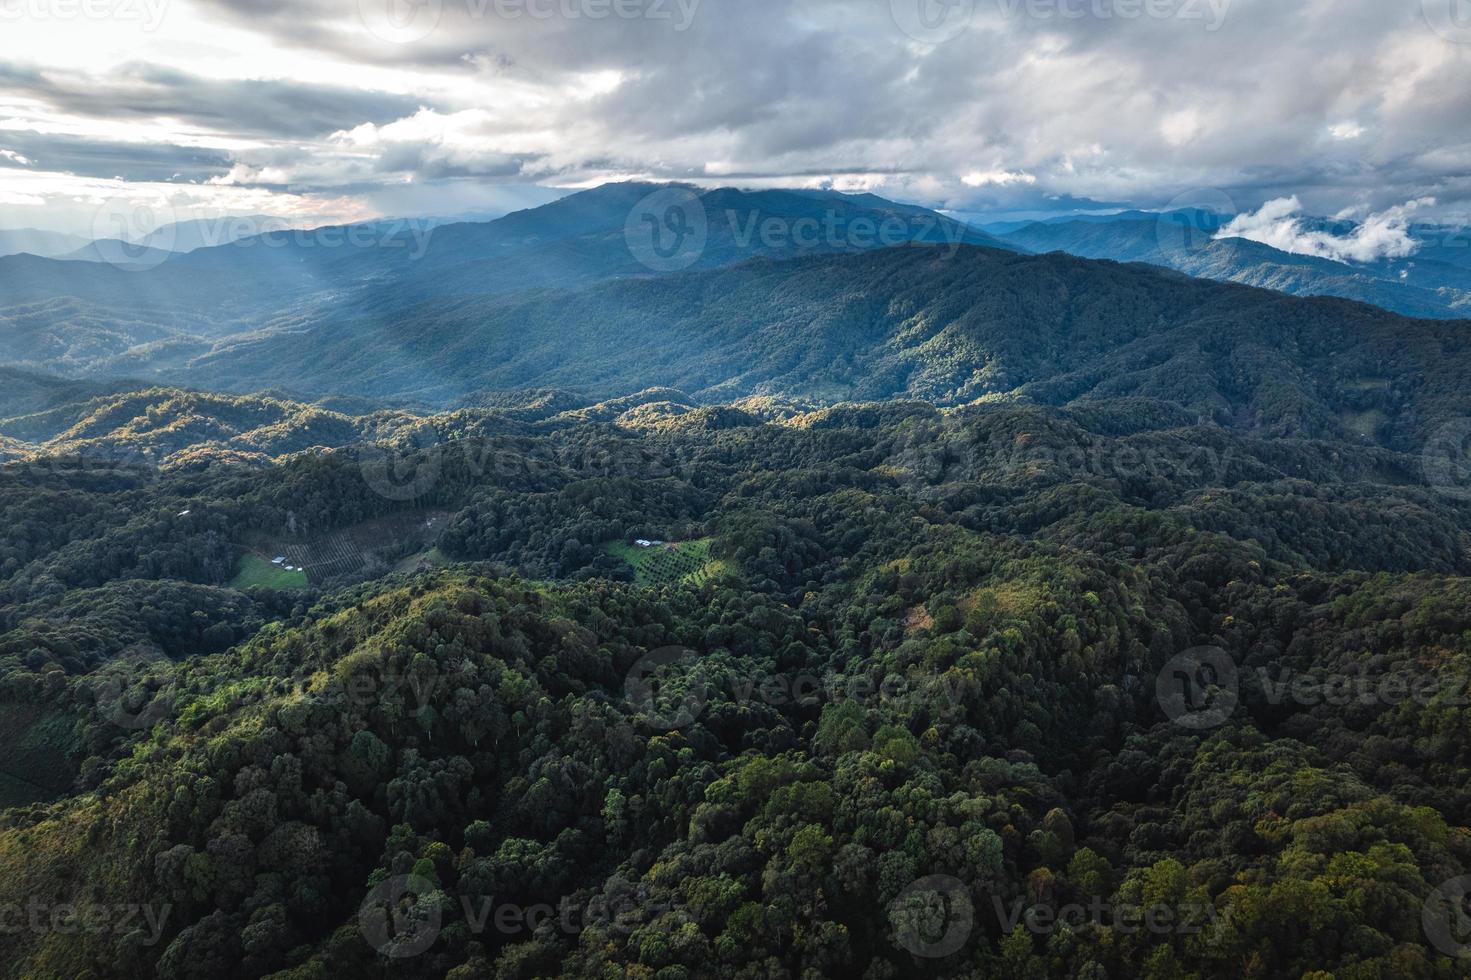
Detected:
[162,243,1470,454]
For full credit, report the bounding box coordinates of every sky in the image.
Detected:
[2,0,1471,238]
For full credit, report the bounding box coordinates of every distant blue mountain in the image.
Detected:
[0,183,1024,378]
[996,210,1471,319]
[0,228,90,259]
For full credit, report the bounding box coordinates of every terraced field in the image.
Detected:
[606,538,727,587]
[242,510,452,587]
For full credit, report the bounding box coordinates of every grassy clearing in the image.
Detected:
[1341,408,1387,441]
[606,538,726,587]
[230,553,309,591]
[393,547,451,574]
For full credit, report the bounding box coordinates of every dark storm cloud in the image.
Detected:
[0,62,429,140]
[373,142,537,179]
[0,132,231,182]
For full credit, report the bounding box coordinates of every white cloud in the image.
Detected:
[1216,195,1434,264]
[962,170,1036,188]
[0,149,33,165]
[0,166,372,236]
[1328,121,1365,140]
[1160,110,1205,147]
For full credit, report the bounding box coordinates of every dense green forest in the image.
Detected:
[0,372,1469,978]
[2,187,1470,979]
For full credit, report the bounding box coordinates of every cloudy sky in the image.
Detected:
[2,0,1470,236]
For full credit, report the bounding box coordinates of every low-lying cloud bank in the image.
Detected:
[1216,196,1433,264]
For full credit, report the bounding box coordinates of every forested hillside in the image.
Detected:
[171,246,1471,456]
[2,177,1469,980]
[12,0,1471,971]
[1,381,1469,977]
[0,185,1011,380]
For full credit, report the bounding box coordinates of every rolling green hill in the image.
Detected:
[176,245,1471,452]
[0,391,1468,977]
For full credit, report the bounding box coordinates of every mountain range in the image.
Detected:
[0,184,1014,378]
[0,228,91,260]
[3,183,1471,980]
[170,245,1461,451]
[0,183,1467,462]
[993,209,1471,319]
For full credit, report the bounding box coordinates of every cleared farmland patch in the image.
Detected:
[231,553,308,590]
[606,538,727,587]
[246,510,452,588]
